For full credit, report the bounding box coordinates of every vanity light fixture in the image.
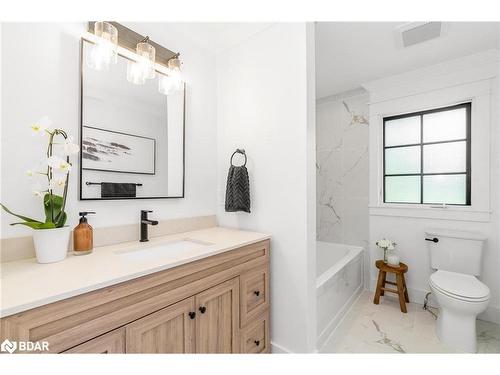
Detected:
[127,36,156,85]
[167,53,181,73]
[87,21,118,71]
[136,36,156,80]
[158,53,183,95]
[86,22,184,93]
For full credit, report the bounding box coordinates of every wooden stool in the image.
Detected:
[373,260,409,313]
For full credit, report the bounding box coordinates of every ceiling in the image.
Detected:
[315,22,500,99]
[124,22,272,54]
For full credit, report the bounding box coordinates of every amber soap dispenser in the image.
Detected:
[73,211,95,255]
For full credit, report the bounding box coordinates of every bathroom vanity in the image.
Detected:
[0,227,270,353]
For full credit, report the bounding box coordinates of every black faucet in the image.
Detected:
[140,210,158,242]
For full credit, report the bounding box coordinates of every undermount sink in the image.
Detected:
[114,239,213,261]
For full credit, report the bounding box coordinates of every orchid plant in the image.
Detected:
[376,238,397,263]
[1,117,79,229]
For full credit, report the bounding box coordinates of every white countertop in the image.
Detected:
[0,227,270,318]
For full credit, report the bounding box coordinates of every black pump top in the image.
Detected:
[79,211,95,223]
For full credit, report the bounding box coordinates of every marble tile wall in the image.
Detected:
[316,90,369,247]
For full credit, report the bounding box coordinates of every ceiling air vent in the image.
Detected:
[395,22,443,48]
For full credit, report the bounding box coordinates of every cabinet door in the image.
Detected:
[195,278,240,353]
[63,328,125,353]
[126,297,196,353]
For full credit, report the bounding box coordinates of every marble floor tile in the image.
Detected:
[320,290,500,354]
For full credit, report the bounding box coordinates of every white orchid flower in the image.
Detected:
[31,182,47,198]
[49,174,67,189]
[30,116,53,135]
[26,167,46,178]
[62,136,80,155]
[47,156,72,174]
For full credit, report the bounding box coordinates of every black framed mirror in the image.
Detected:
[79,38,185,200]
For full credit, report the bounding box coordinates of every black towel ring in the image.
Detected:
[230,149,247,167]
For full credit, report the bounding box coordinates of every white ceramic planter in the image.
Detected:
[32,226,70,264]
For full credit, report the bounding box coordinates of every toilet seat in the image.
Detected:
[430,270,490,302]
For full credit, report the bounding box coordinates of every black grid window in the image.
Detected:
[383,103,471,205]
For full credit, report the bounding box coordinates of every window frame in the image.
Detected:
[382,102,472,206]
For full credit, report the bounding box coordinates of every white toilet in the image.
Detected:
[426,228,490,353]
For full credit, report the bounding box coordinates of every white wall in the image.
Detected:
[216,23,317,353]
[364,50,500,323]
[1,23,218,237]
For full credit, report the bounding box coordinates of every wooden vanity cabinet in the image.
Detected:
[1,240,270,354]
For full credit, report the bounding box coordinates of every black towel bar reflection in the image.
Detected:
[425,237,439,243]
[86,182,143,186]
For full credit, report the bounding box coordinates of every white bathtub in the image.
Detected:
[316,241,364,350]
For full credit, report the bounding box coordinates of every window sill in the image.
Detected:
[369,204,491,222]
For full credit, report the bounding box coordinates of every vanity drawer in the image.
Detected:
[241,315,269,353]
[240,265,269,327]
[63,328,125,353]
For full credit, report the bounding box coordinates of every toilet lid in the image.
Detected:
[430,270,490,300]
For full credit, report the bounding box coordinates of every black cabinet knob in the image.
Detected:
[199,306,207,314]
[188,311,196,319]
[254,290,260,296]
[254,340,260,346]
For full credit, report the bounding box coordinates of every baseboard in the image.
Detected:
[316,283,364,351]
[369,277,500,324]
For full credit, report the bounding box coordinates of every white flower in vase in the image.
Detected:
[31,181,48,199]
[2,117,78,263]
[30,116,53,136]
[49,175,67,190]
[61,136,80,155]
[376,238,397,263]
[47,156,72,174]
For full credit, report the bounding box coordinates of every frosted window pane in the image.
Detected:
[385,176,421,203]
[423,108,466,143]
[385,116,420,146]
[423,141,466,173]
[423,175,466,205]
[385,146,420,174]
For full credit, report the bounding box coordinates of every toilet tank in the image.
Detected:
[425,228,486,276]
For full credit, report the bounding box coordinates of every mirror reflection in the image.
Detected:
[80,39,185,200]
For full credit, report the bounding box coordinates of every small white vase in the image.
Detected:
[387,254,400,267]
[32,226,71,264]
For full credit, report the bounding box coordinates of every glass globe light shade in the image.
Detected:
[136,41,155,79]
[88,21,118,71]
